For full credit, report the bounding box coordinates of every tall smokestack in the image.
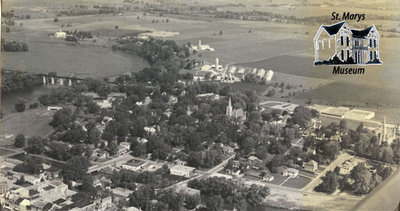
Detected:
[216,58,219,70]
[199,40,201,47]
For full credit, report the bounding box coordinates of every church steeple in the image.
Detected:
[380,116,387,145]
[226,97,233,116]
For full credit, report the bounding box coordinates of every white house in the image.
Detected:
[121,160,147,172]
[256,69,266,78]
[170,165,196,178]
[304,160,318,172]
[47,106,63,111]
[191,40,215,51]
[54,30,67,38]
[282,168,299,178]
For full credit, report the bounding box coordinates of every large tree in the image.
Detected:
[351,164,374,195]
[50,108,74,131]
[315,171,338,194]
[26,136,46,154]
[14,98,26,112]
[14,134,26,148]
[62,156,90,182]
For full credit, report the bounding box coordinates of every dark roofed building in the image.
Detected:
[322,21,346,35]
[351,26,373,38]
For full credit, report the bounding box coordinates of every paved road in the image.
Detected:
[162,154,235,191]
[302,152,352,192]
[88,153,134,173]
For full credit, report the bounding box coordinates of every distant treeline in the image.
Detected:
[57,5,128,16]
[113,37,191,68]
[1,40,29,52]
[1,69,42,93]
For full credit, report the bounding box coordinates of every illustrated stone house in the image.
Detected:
[314,21,381,65]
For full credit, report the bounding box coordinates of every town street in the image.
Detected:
[302,152,352,192]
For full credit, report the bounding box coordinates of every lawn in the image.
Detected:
[220,82,271,94]
[236,55,327,79]
[282,176,312,189]
[0,108,55,146]
[295,81,400,120]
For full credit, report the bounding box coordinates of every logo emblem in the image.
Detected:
[313,21,382,65]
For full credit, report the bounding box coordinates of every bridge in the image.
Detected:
[37,74,86,86]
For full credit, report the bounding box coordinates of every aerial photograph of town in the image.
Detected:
[1,0,400,210]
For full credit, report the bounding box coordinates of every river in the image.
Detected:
[1,85,59,116]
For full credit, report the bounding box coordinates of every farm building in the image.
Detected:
[54,30,66,38]
[191,40,215,51]
[256,69,266,78]
[265,69,274,81]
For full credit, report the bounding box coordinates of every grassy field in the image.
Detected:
[282,176,311,189]
[295,82,400,107]
[0,108,55,146]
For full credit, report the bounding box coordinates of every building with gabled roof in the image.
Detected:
[314,21,381,65]
[304,160,318,172]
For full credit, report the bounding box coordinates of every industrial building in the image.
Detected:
[309,104,375,121]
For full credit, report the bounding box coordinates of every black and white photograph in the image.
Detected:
[1,0,400,210]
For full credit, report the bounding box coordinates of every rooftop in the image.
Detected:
[322,21,345,35]
[112,187,132,197]
[351,26,374,38]
[170,165,195,172]
[43,185,55,191]
[124,159,146,167]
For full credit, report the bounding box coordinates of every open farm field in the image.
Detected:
[294,82,400,108]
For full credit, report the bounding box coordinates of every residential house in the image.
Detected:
[339,158,359,175]
[262,174,275,182]
[170,165,196,178]
[112,187,131,203]
[118,141,131,154]
[248,156,262,165]
[121,160,147,172]
[304,160,318,173]
[54,30,67,38]
[176,186,200,197]
[282,168,299,178]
